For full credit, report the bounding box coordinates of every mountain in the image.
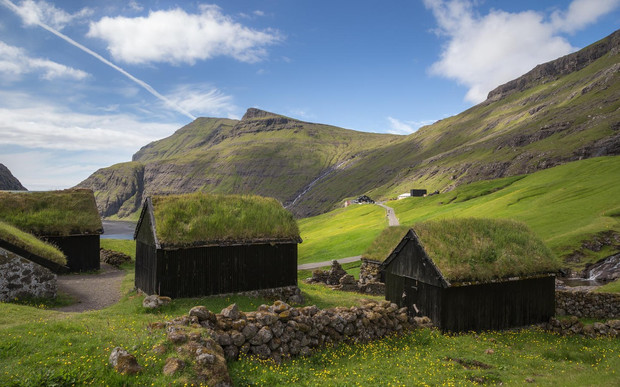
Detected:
[78,29,620,219]
[0,164,26,191]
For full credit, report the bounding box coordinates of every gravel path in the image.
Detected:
[297,255,362,270]
[376,202,400,226]
[53,263,124,313]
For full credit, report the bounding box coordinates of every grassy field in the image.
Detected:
[299,156,620,271]
[298,204,387,264]
[1,239,619,385]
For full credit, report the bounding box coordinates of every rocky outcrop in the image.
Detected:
[487,29,620,101]
[0,164,26,191]
[100,248,131,268]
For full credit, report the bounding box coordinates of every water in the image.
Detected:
[101,220,137,240]
[557,278,605,287]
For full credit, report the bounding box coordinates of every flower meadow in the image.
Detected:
[229,328,620,386]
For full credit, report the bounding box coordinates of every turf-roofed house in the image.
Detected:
[134,193,302,298]
[0,220,68,301]
[367,219,560,332]
[0,189,103,272]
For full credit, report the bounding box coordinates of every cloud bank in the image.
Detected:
[0,41,88,80]
[87,5,282,65]
[424,0,620,103]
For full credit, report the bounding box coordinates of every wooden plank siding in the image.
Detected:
[42,235,100,272]
[137,243,297,298]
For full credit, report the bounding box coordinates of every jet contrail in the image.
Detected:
[1,0,197,121]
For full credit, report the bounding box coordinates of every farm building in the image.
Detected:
[134,193,302,298]
[0,189,103,272]
[368,219,559,332]
[0,220,68,301]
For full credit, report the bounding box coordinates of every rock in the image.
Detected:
[168,332,188,345]
[326,261,347,285]
[189,306,216,323]
[109,347,142,375]
[143,294,171,309]
[242,323,258,340]
[162,357,184,375]
[249,326,273,345]
[99,248,131,267]
[221,304,240,320]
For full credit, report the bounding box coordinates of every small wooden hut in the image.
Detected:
[0,189,102,272]
[134,193,302,298]
[375,219,559,332]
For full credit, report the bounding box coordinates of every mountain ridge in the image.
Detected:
[78,29,620,219]
[0,164,27,191]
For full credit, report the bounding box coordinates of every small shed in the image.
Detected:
[410,189,427,197]
[0,189,102,272]
[134,193,302,298]
[376,219,559,332]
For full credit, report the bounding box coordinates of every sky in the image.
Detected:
[0,0,618,190]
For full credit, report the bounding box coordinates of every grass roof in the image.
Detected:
[0,220,67,265]
[362,225,410,262]
[367,218,560,283]
[0,189,102,236]
[150,193,300,247]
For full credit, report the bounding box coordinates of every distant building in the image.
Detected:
[0,189,102,272]
[410,189,427,197]
[397,193,411,200]
[134,193,302,298]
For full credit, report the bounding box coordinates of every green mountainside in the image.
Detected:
[78,30,620,219]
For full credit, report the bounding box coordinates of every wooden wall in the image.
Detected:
[43,235,100,272]
[135,240,298,297]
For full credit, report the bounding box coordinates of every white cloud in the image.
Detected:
[10,0,92,30]
[0,91,178,151]
[167,84,238,117]
[387,117,435,135]
[87,5,282,65]
[423,0,620,103]
[0,41,89,80]
[552,0,620,33]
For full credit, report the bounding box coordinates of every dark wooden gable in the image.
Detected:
[380,229,448,288]
[134,198,159,248]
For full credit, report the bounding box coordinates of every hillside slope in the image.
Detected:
[79,29,620,218]
[0,164,26,191]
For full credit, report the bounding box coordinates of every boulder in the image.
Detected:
[99,248,131,267]
[162,357,184,375]
[143,294,171,309]
[109,347,142,375]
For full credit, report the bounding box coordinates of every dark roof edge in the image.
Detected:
[159,236,302,250]
[379,229,450,288]
[134,197,161,249]
[0,239,69,274]
[449,272,557,287]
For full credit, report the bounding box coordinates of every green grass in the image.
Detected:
[0,220,66,265]
[0,189,102,236]
[298,204,387,264]
[389,156,620,270]
[100,239,136,259]
[152,193,300,247]
[412,218,559,283]
[229,328,620,386]
[362,225,410,262]
[595,279,620,293]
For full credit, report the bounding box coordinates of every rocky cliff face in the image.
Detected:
[487,29,620,101]
[0,164,26,191]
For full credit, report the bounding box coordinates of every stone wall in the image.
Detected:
[0,247,56,301]
[359,259,382,284]
[544,316,619,338]
[556,289,620,319]
[306,260,385,295]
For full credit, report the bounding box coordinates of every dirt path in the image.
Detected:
[376,203,400,226]
[53,263,124,313]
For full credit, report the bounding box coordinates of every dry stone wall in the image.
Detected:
[0,247,56,301]
[556,289,620,319]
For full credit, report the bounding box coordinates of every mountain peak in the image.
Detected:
[241,108,283,121]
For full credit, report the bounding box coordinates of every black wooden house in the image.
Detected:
[134,193,302,298]
[0,189,102,272]
[379,219,559,332]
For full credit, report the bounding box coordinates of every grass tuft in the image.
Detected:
[0,220,66,265]
[152,193,300,247]
[0,189,102,236]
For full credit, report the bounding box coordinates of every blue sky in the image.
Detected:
[0,0,618,190]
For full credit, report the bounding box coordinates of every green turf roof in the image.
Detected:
[368,218,560,283]
[148,193,301,247]
[0,189,103,236]
[0,220,67,266]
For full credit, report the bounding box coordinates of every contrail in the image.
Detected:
[1,0,197,121]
